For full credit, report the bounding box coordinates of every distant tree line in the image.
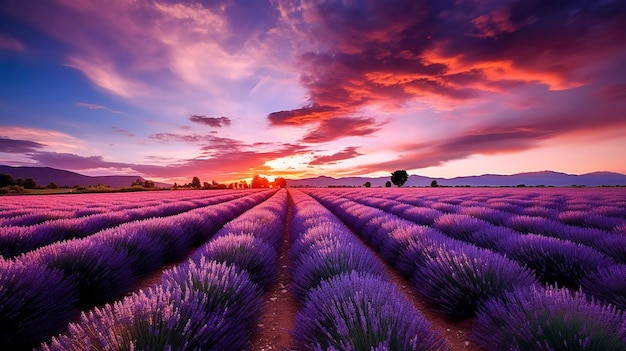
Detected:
[173,175,287,190]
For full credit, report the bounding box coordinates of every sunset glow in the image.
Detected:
[1,0,625,183]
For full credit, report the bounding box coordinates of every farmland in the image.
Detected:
[1,187,625,350]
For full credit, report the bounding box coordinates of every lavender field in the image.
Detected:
[1,188,626,350]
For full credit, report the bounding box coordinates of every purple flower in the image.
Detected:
[501,234,615,287]
[0,259,78,349]
[580,264,626,311]
[291,243,386,302]
[412,244,538,317]
[473,285,626,350]
[192,233,278,288]
[293,272,446,351]
[19,240,136,307]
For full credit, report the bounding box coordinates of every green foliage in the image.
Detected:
[390,170,408,187]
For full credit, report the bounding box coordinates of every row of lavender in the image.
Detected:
[39,188,289,350]
[0,190,266,258]
[0,189,259,226]
[303,189,626,350]
[0,190,275,350]
[318,188,626,309]
[289,190,446,350]
[337,188,626,233]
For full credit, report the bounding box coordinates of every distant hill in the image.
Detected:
[287,171,626,187]
[0,165,170,188]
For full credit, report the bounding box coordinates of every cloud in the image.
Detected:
[268,105,340,126]
[28,152,129,170]
[302,117,384,143]
[0,137,45,153]
[0,35,24,51]
[189,115,232,127]
[270,0,626,119]
[76,102,124,114]
[309,147,362,165]
[111,126,135,138]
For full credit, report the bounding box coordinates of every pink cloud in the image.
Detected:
[0,137,45,153]
[309,147,362,165]
[0,35,24,51]
[301,117,384,143]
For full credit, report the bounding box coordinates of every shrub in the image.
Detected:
[0,260,78,350]
[472,285,626,351]
[40,285,241,351]
[501,234,615,287]
[19,241,136,307]
[412,244,538,317]
[432,213,491,242]
[162,258,263,329]
[293,272,446,351]
[193,233,278,288]
[291,244,386,302]
[580,264,626,311]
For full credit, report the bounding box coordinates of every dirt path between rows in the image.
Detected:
[250,192,298,351]
[249,190,485,351]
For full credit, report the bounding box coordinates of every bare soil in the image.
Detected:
[250,193,298,350]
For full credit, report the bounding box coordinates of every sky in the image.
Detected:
[1,0,625,184]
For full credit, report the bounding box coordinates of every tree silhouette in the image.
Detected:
[191,176,201,189]
[430,180,439,187]
[364,181,371,188]
[273,177,287,188]
[251,175,270,188]
[0,174,14,187]
[385,181,392,188]
[391,170,408,187]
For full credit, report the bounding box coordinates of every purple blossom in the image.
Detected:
[473,285,626,350]
[291,243,387,302]
[40,284,249,351]
[18,240,136,307]
[162,258,263,332]
[293,272,446,351]
[580,264,626,311]
[432,213,492,242]
[0,259,78,349]
[412,244,538,317]
[192,233,278,288]
[501,234,615,287]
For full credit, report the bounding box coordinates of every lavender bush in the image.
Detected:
[193,233,278,287]
[580,264,626,311]
[19,240,136,307]
[501,234,615,287]
[473,285,626,351]
[40,284,249,351]
[162,258,263,328]
[412,244,538,317]
[293,272,447,351]
[291,243,386,302]
[0,260,78,350]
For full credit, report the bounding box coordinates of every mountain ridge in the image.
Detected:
[287,170,626,187]
[0,165,170,188]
